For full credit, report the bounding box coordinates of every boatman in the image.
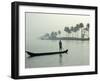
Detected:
[59,40,62,51]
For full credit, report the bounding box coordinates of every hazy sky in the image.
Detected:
[25,12,90,38]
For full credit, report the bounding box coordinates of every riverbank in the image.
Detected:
[40,37,89,41]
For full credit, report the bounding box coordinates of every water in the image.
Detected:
[25,39,89,68]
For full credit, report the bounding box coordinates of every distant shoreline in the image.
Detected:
[40,37,89,41]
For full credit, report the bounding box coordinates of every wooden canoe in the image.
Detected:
[26,49,68,57]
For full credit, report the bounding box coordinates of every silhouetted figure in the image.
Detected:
[59,40,62,51]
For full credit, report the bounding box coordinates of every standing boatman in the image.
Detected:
[59,40,62,51]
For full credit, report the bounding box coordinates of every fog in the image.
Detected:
[25,12,90,38]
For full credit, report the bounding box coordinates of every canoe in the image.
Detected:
[26,49,68,57]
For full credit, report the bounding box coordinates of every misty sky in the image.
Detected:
[25,12,90,38]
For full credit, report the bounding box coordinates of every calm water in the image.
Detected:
[25,40,89,68]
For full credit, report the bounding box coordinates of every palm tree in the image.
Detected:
[79,23,84,28]
[64,27,69,37]
[76,24,80,29]
[86,23,90,38]
[44,33,49,37]
[73,26,78,38]
[68,29,71,38]
[51,32,57,39]
[79,23,84,38]
[74,24,80,38]
[58,30,61,37]
[70,26,74,37]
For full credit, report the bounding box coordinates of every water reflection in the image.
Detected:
[26,51,68,67]
[59,53,63,66]
[25,40,89,68]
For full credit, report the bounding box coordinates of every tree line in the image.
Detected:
[41,23,89,39]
